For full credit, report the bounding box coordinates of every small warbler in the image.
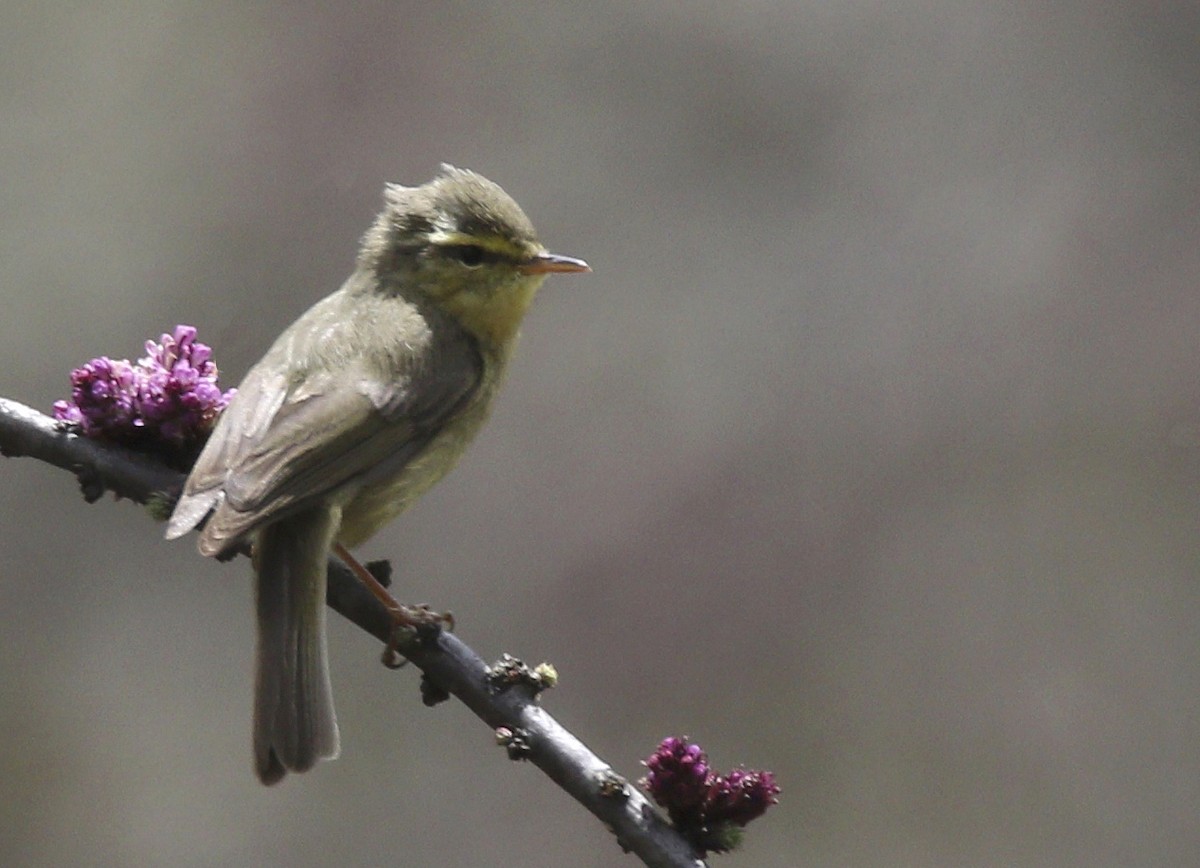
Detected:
[166,166,589,784]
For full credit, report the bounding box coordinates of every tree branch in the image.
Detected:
[0,396,706,868]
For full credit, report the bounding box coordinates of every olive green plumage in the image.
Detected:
[166,166,588,783]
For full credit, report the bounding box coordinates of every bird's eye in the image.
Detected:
[442,244,488,267]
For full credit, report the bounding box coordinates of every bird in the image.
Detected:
[165,165,589,784]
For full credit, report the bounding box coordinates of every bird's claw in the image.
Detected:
[380,605,454,668]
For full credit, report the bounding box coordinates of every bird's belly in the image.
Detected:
[335,405,489,548]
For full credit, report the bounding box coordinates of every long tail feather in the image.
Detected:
[252,507,341,784]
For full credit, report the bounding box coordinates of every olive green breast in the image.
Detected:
[334,361,503,548]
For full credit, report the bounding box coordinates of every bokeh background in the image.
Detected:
[2,3,1198,866]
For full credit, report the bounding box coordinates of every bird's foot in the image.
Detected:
[381,605,454,668]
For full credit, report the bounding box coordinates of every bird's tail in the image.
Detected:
[252,507,341,784]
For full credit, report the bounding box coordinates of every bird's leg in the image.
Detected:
[332,543,454,668]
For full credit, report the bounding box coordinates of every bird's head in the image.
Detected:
[360,165,589,346]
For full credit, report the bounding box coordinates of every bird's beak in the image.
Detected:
[519,251,591,275]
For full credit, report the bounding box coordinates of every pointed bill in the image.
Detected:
[518,251,591,275]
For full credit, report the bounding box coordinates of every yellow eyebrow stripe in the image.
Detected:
[428,230,530,260]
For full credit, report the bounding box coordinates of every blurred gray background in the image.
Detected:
[2,2,1198,866]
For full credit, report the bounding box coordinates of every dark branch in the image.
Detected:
[0,396,705,868]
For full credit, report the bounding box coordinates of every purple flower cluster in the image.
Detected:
[53,325,235,468]
[641,736,779,855]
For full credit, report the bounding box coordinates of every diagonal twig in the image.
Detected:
[0,395,706,868]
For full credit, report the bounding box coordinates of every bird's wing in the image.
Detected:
[166,295,482,556]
